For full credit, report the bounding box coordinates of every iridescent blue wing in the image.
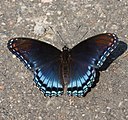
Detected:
[7,38,63,97]
[67,33,119,96]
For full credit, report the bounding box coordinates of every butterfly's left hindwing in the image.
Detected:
[7,38,64,96]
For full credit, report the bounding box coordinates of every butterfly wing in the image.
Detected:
[7,38,63,97]
[67,33,119,96]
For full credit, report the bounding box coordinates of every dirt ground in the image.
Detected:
[0,0,128,120]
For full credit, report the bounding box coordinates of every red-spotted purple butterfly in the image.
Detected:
[7,33,118,97]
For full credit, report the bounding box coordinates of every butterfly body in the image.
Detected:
[7,33,119,97]
[60,46,71,86]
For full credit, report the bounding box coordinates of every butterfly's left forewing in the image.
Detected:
[7,38,64,97]
[67,33,119,96]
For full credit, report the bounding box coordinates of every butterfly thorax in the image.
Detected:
[61,46,71,85]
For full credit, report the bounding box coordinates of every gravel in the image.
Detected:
[0,0,128,120]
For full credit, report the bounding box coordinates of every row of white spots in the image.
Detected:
[34,69,63,97]
[83,68,95,92]
[67,66,96,96]
[97,34,118,67]
[8,39,32,69]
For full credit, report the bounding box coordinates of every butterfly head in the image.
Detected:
[62,46,70,52]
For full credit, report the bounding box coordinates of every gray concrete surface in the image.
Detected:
[0,0,128,120]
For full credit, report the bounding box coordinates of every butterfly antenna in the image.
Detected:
[56,31,67,46]
[73,25,89,42]
[80,30,88,41]
[73,25,82,36]
[49,26,67,46]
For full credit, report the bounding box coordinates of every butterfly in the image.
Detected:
[7,33,119,97]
